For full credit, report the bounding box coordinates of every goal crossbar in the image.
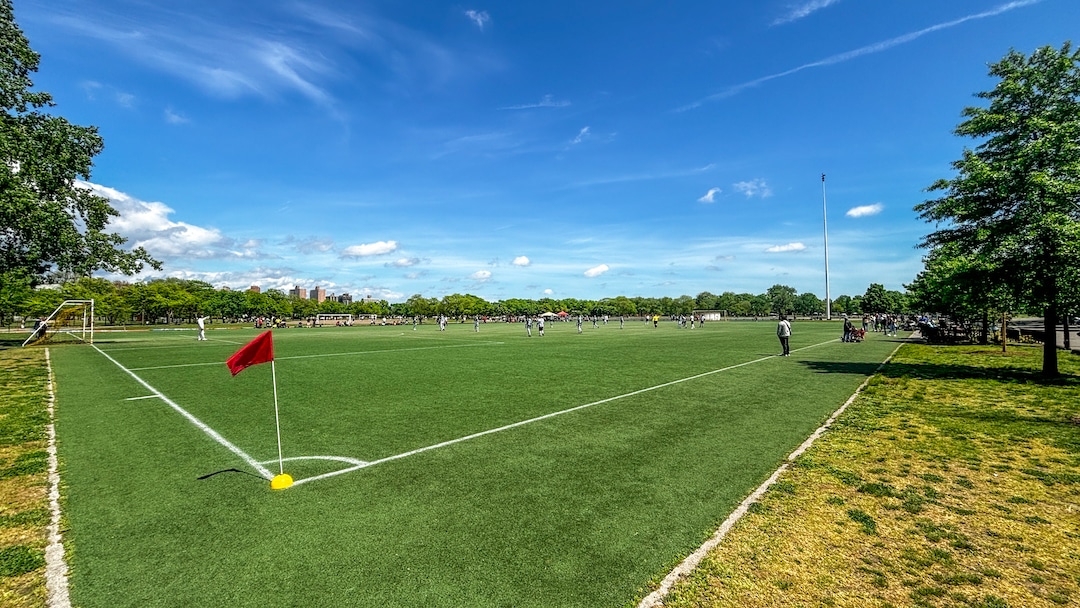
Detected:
[23,299,95,347]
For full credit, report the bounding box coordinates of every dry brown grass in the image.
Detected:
[661,343,1080,608]
[0,347,50,608]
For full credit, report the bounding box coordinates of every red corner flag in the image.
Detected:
[226,331,274,376]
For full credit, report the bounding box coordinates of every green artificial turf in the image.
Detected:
[48,320,903,607]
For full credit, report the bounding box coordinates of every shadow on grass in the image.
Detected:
[798,359,1080,387]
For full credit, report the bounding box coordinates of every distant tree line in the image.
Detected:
[0,277,917,327]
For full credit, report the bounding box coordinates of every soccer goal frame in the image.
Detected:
[693,309,728,322]
[23,299,95,347]
[315,313,353,326]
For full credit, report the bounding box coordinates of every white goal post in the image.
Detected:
[693,309,728,321]
[22,299,95,347]
[315,313,353,326]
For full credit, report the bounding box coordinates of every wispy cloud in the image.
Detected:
[465,10,490,30]
[164,107,189,124]
[766,242,807,253]
[387,257,421,268]
[498,94,570,110]
[697,187,722,203]
[571,126,591,145]
[341,241,399,257]
[733,179,772,198]
[681,0,1042,109]
[847,203,884,218]
[773,0,843,26]
[584,264,610,278]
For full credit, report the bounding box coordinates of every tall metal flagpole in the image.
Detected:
[822,173,831,321]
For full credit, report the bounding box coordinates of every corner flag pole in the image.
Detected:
[271,360,284,476]
[822,173,832,321]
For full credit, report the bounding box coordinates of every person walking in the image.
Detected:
[196,315,207,341]
[777,314,791,356]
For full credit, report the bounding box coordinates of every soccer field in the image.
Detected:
[49,320,904,607]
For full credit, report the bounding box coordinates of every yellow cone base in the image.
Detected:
[270,474,294,490]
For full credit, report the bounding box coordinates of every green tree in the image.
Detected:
[861,283,890,313]
[915,43,1080,376]
[766,284,797,315]
[793,292,824,317]
[0,1,159,280]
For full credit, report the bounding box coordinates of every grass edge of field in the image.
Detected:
[653,342,1080,608]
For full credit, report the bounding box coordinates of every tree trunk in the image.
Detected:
[1042,302,1059,377]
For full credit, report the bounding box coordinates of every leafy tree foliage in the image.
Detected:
[0,1,159,280]
[915,43,1080,376]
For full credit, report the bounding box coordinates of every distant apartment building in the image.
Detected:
[310,286,326,303]
[337,293,352,305]
[248,285,261,293]
[289,285,307,299]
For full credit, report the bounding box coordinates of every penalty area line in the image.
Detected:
[290,337,840,487]
[91,345,274,480]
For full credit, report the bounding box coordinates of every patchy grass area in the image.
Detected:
[662,343,1080,608]
[0,344,50,608]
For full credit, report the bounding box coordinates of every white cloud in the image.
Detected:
[571,126,590,145]
[79,181,262,260]
[498,94,570,110]
[465,10,490,30]
[733,178,772,198]
[340,240,398,257]
[543,288,553,295]
[512,256,531,267]
[388,257,420,267]
[773,0,843,25]
[584,264,610,278]
[697,187,722,203]
[682,0,1041,109]
[164,107,189,124]
[765,242,807,253]
[846,203,884,218]
[470,270,492,281]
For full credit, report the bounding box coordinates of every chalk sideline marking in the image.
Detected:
[288,338,841,487]
[92,345,276,480]
[44,350,72,608]
[635,336,910,608]
[123,340,505,372]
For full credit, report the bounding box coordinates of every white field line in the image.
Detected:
[290,338,840,487]
[636,336,910,608]
[91,345,275,480]
[124,340,505,371]
[44,349,72,608]
[124,395,160,401]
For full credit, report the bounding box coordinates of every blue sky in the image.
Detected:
[15,0,1077,302]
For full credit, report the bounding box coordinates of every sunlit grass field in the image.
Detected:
[47,319,903,607]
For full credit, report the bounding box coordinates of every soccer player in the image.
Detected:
[474,316,480,332]
[196,316,207,341]
[538,316,545,336]
[777,315,791,356]
[577,315,583,334]
[525,316,532,337]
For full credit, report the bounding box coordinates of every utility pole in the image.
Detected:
[822,173,831,321]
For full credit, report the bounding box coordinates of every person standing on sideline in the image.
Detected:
[619,315,624,329]
[474,316,480,332]
[777,315,791,356]
[577,315,583,334]
[196,315,207,341]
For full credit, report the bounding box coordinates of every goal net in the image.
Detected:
[693,309,728,321]
[22,300,95,347]
[315,313,353,326]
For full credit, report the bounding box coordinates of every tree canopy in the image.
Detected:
[0,0,159,283]
[915,42,1080,376]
